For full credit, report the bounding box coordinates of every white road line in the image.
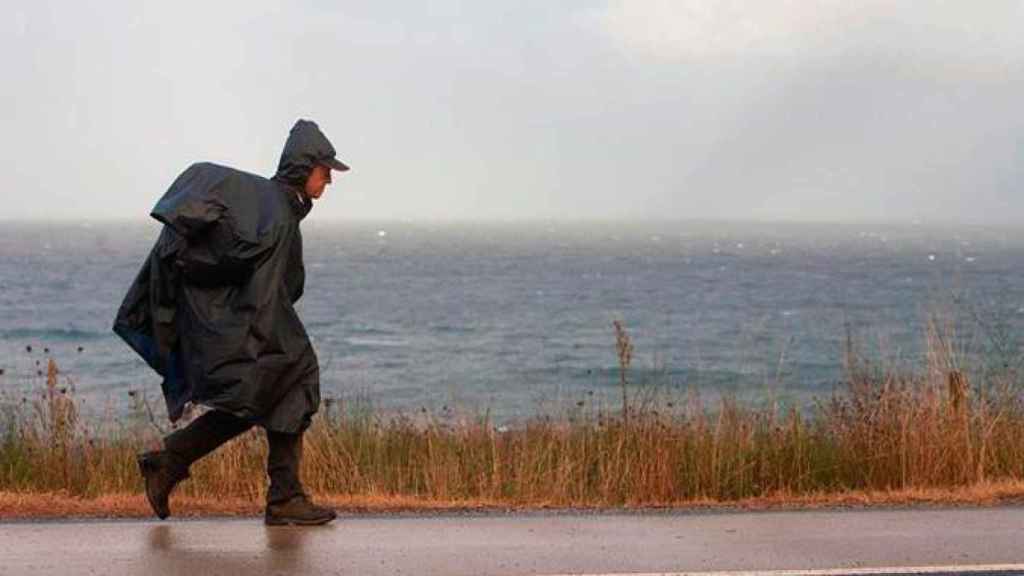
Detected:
[540,564,1024,576]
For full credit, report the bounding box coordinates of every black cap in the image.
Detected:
[275,119,351,185]
[320,155,350,172]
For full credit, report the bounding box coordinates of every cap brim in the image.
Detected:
[322,157,350,172]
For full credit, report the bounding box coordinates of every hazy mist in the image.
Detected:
[3,1,1022,222]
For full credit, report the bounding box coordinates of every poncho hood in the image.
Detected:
[273,119,342,188]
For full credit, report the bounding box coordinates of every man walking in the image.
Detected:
[114,119,348,525]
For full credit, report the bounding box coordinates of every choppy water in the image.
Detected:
[3,220,1024,422]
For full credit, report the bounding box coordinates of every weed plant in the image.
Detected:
[2,317,1024,506]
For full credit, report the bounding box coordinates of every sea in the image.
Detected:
[2,220,1024,423]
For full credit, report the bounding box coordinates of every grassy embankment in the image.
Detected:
[3,318,1024,518]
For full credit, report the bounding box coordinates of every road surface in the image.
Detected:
[1,506,1023,575]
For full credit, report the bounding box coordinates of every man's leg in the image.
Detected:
[266,430,305,505]
[264,429,336,525]
[164,410,253,468]
[139,410,252,519]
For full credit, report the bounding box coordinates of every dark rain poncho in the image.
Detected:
[114,120,338,433]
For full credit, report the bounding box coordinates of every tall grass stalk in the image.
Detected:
[3,320,1024,505]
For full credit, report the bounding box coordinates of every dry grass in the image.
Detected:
[3,316,1024,518]
[0,492,506,519]
[5,480,1024,520]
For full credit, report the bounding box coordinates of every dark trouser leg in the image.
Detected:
[266,430,305,504]
[163,410,253,469]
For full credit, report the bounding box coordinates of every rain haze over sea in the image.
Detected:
[4,220,1024,423]
[5,3,1024,424]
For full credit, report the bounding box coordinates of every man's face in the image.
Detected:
[304,164,333,200]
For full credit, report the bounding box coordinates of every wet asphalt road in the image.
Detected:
[1,507,1023,575]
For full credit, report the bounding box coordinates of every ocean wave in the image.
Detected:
[429,324,476,334]
[351,327,394,336]
[1,327,109,341]
[345,337,408,348]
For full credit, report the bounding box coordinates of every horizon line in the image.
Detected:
[1,216,1022,229]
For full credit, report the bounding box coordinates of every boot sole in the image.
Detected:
[264,514,337,526]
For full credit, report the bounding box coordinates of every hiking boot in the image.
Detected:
[265,495,337,526]
[137,450,190,520]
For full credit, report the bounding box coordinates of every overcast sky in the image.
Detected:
[3,1,1023,222]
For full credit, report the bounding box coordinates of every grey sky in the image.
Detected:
[3,1,1022,222]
